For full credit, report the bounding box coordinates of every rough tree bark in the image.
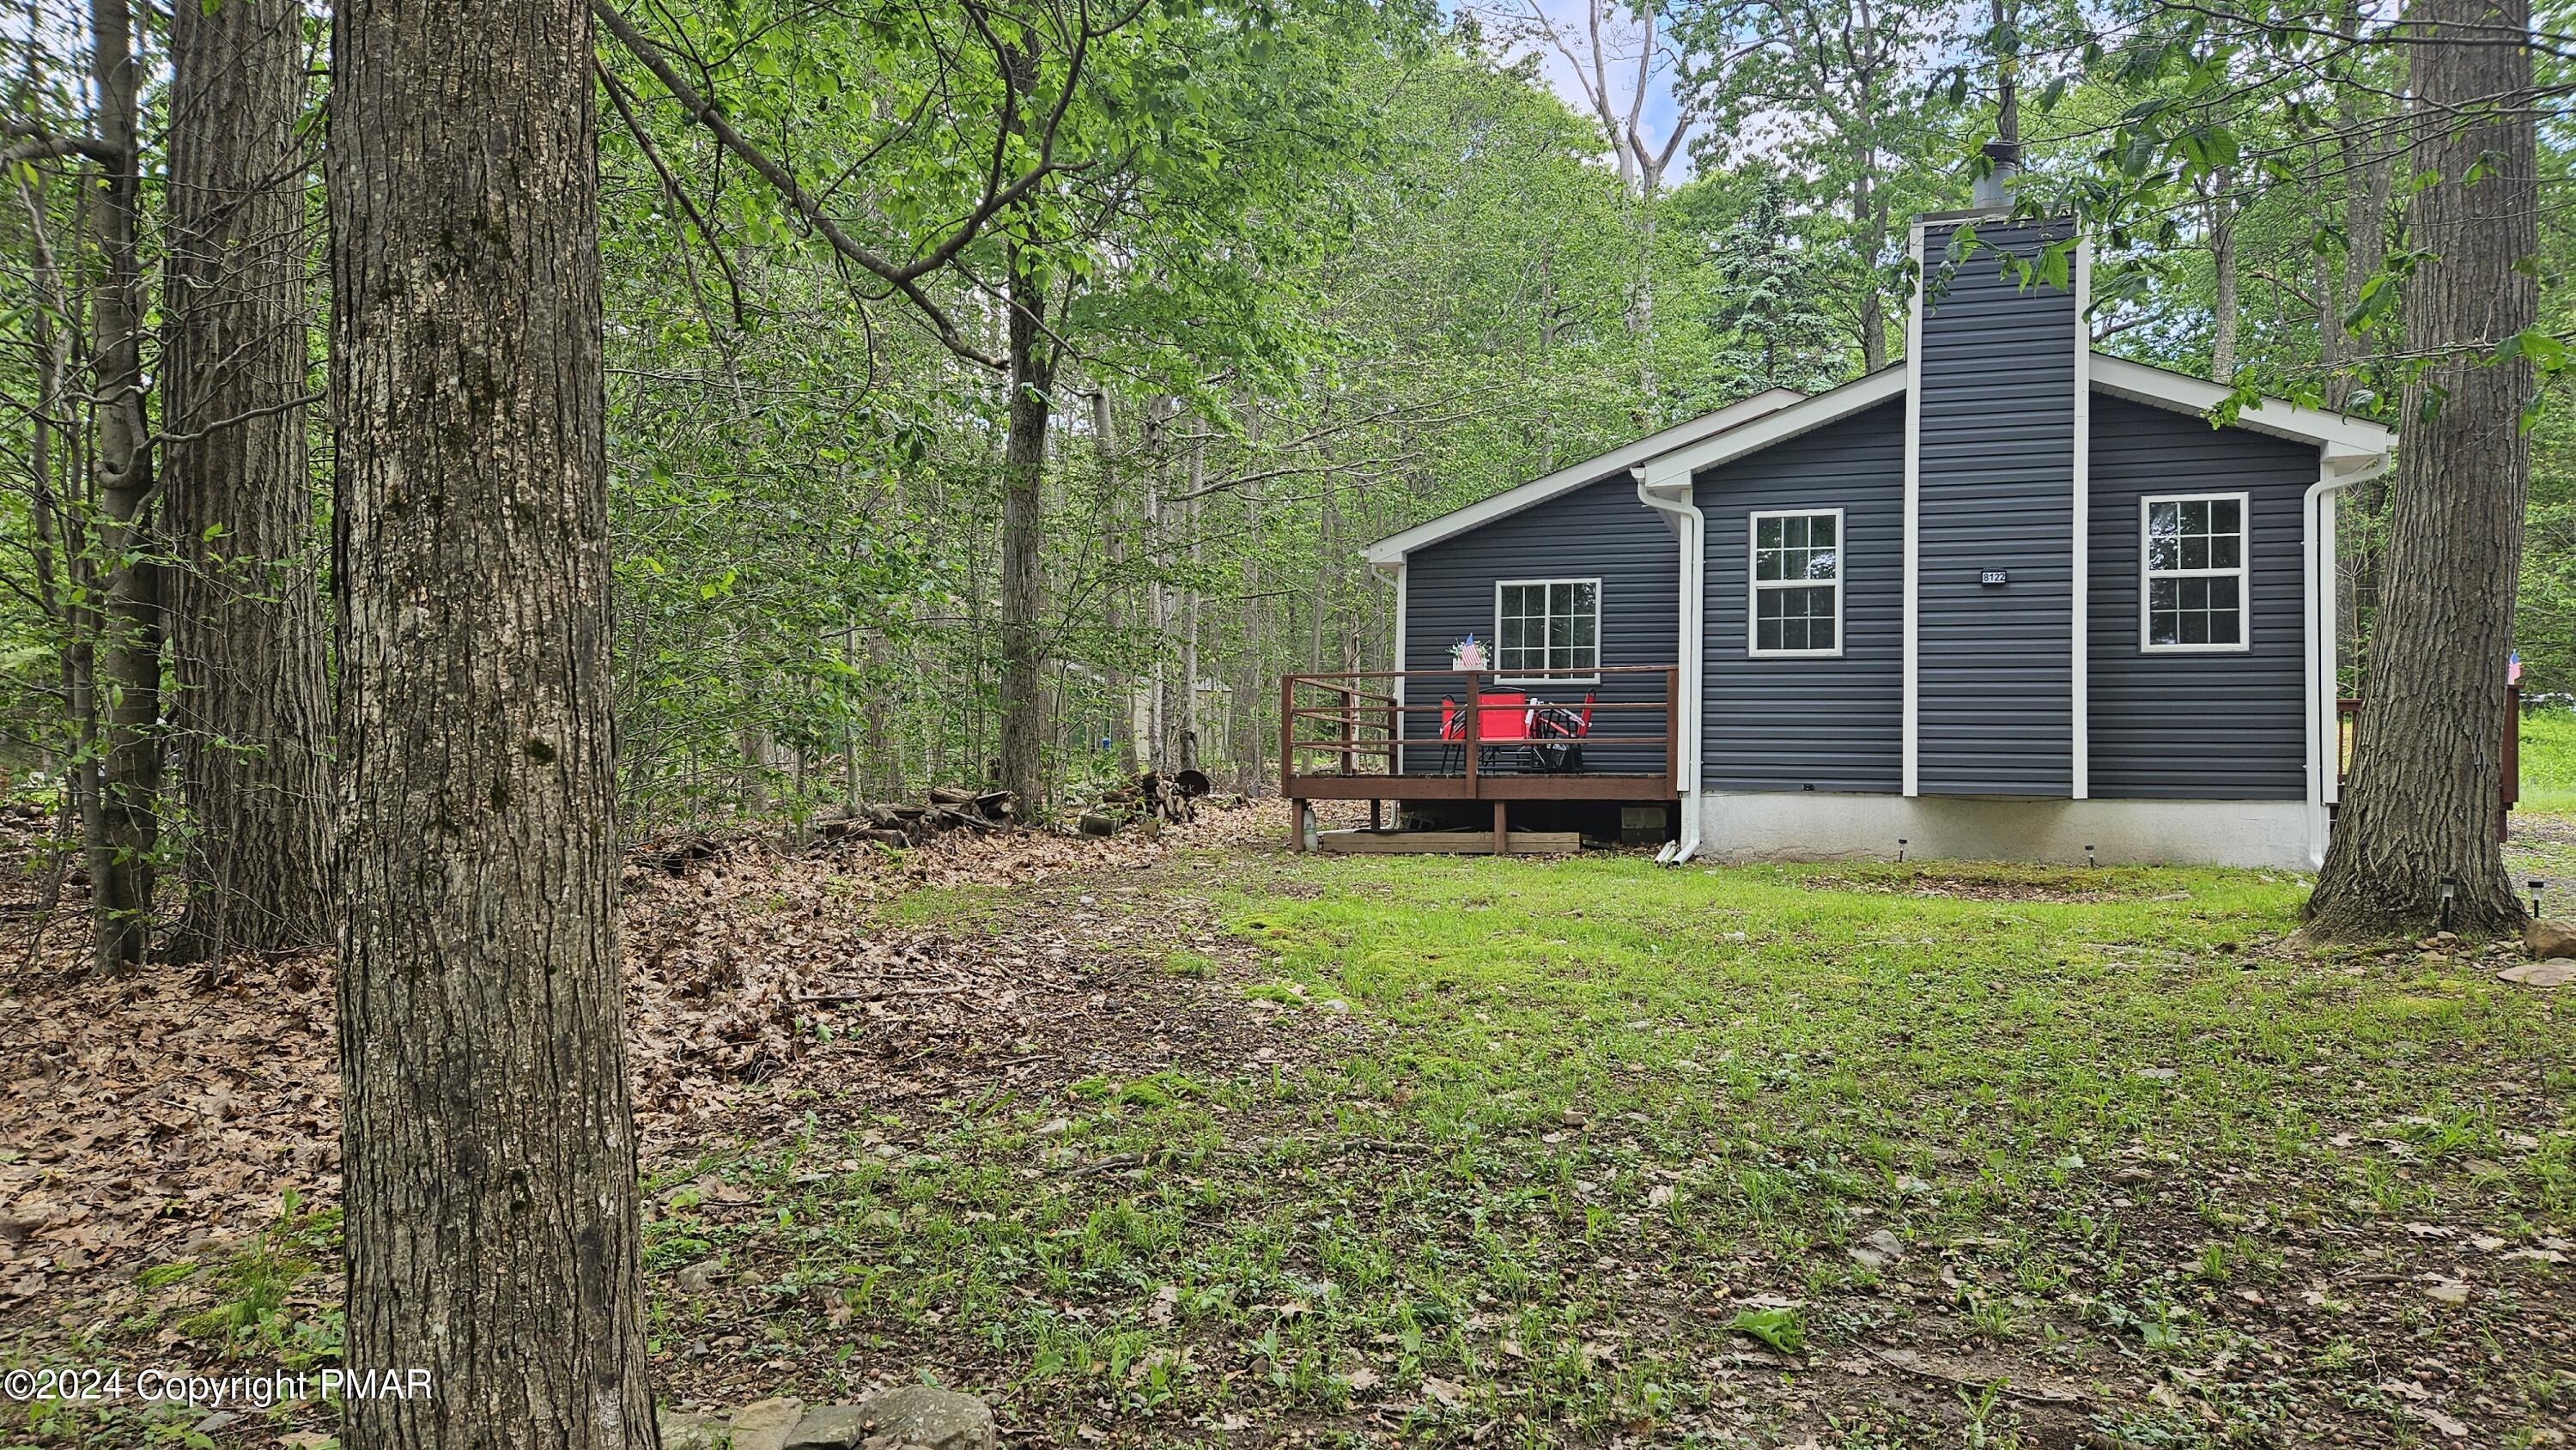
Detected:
[164,0,333,961]
[87,0,161,974]
[2307,0,2536,937]
[328,0,657,1445]
[2207,170,2239,382]
[1854,160,1886,373]
[996,234,1054,810]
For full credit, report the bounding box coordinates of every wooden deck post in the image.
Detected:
[1492,800,1508,856]
[1278,675,1294,800]
[1280,676,1297,851]
[1462,668,1479,798]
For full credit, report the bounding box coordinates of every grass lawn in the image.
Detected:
[629,848,2572,1447]
[14,822,2573,1448]
[2520,707,2576,816]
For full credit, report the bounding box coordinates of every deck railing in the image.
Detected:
[1278,665,1680,803]
[2335,686,2519,837]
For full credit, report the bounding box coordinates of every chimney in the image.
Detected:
[1971,139,2022,213]
[1903,205,2087,800]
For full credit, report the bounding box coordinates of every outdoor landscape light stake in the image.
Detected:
[2531,879,2549,918]
[2086,844,2097,869]
[2438,874,2458,931]
[1897,838,1907,863]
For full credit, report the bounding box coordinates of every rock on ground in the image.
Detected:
[835,1386,996,1450]
[731,1398,807,1450]
[663,1389,997,1450]
[2525,918,2576,959]
[1847,1228,1906,1271]
[2499,960,2576,987]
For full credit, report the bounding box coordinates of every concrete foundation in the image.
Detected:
[1696,791,2313,871]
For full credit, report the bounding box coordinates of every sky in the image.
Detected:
[1461,0,1701,181]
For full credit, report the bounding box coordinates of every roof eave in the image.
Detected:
[1360,386,1804,564]
[2087,355,2395,460]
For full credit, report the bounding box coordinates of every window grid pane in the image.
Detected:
[1751,512,1842,655]
[2143,495,2246,648]
[1496,581,1599,675]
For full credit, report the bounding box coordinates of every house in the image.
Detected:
[1284,208,2397,870]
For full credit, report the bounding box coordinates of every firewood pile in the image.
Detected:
[627,773,1257,870]
[1078,767,1242,837]
[817,785,1021,846]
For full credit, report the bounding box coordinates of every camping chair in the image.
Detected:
[1437,691,1534,774]
[1526,692,1595,773]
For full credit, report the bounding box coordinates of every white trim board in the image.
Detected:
[1901,221,1925,798]
[1362,388,1802,565]
[2071,239,2092,800]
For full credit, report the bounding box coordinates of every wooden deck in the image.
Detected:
[1279,666,1679,852]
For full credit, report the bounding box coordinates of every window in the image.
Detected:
[1748,509,1843,657]
[1494,579,1599,680]
[2142,493,2248,651]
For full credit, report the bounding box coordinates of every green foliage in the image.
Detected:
[1723,1304,1806,1354]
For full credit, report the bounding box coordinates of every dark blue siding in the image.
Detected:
[1915,218,2079,796]
[2087,395,2314,799]
[1697,398,1905,792]
[1402,477,1679,774]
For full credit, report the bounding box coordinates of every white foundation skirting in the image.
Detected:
[1696,792,2313,871]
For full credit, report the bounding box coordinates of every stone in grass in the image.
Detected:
[2497,961,2576,987]
[2526,919,2576,960]
[660,1410,731,1450]
[1847,1229,1906,1271]
[786,1388,996,1450]
[731,1398,807,1450]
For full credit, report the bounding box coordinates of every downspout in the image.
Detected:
[1636,466,1703,864]
[2303,450,2388,870]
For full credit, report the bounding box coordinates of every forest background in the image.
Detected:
[4,0,2570,847]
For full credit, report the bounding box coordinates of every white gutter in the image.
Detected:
[2302,446,2391,869]
[1635,465,1704,865]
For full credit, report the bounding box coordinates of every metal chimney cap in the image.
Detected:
[1971,139,2023,211]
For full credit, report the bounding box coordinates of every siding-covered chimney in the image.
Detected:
[1905,212,2087,798]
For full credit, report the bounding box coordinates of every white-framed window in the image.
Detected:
[1493,578,1600,681]
[2141,492,2249,652]
[1748,508,1844,658]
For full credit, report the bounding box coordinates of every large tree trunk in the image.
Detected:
[328,0,657,1446]
[1854,160,1886,373]
[2207,174,2239,382]
[88,0,162,974]
[163,0,333,962]
[2306,0,2535,938]
[996,236,1054,810]
[1091,390,1139,773]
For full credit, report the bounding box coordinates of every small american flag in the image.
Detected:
[2508,652,2523,685]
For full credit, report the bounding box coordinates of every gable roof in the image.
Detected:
[2088,355,2394,466]
[1360,387,1802,567]
[1364,356,2395,563]
[1632,366,1907,491]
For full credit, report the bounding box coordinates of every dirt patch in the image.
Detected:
[1807,868,2144,903]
